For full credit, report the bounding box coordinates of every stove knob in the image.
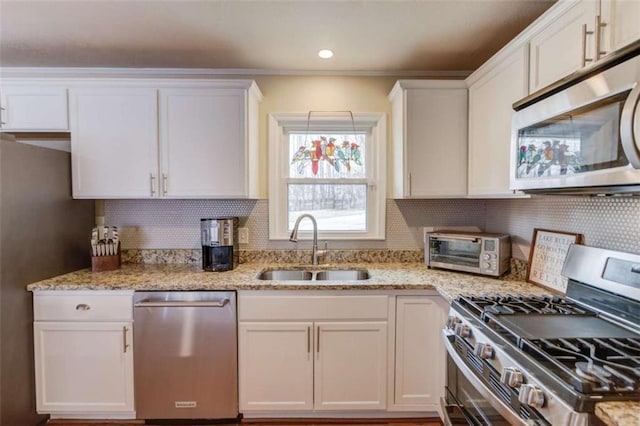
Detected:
[519,384,545,408]
[500,367,523,388]
[454,323,472,338]
[446,316,461,330]
[473,342,494,359]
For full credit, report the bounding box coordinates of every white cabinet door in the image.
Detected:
[238,322,314,412]
[529,0,599,93]
[70,87,159,198]
[468,46,528,197]
[314,322,387,411]
[389,81,468,198]
[0,85,68,131]
[33,322,134,414]
[159,88,248,198]
[600,0,640,54]
[393,296,447,410]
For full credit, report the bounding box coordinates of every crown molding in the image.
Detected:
[0,66,471,79]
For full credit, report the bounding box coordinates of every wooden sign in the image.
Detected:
[527,228,584,294]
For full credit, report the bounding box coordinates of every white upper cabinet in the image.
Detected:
[69,80,261,199]
[600,0,640,53]
[529,0,599,93]
[467,46,529,197]
[70,87,159,198]
[389,80,468,198]
[0,84,69,131]
[529,0,639,94]
[159,88,253,198]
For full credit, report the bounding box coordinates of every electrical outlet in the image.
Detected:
[238,227,249,244]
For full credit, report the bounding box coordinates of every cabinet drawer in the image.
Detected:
[34,292,133,321]
[238,293,389,321]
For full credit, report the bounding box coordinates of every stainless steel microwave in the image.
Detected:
[425,232,511,277]
[510,51,640,194]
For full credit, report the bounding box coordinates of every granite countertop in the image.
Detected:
[26,262,640,425]
[27,262,549,301]
[595,402,640,426]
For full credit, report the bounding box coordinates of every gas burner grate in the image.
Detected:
[522,337,640,394]
[456,294,596,319]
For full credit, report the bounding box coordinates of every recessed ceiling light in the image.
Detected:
[318,49,334,59]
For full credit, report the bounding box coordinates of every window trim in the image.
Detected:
[268,112,386,240]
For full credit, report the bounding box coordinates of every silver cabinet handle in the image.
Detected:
[134,299,230,308]
[408,172,412,197]
[162,173,168,196]
[595,15,608,59]
[0,106,5,126]
[582,23,594,67]
[123,326,129,353]
[75,303,91,311]
[316,326,320,353]
[307,326,311,354]
[150,173,156,196]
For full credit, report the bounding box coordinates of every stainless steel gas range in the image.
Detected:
[441,244,640,426]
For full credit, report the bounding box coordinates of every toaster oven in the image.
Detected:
[425,231,511,277]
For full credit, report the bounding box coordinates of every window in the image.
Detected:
[268,112,386,240]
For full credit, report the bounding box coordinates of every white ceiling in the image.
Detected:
[0,0,555,74]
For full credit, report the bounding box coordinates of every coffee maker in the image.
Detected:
[201,218,238,271]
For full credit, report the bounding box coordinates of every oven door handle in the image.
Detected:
[439,397,454,426]
[431,236,481,243]
[442,330,529,426]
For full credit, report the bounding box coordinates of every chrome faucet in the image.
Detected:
[289,213,325,265]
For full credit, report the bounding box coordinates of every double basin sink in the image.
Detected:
[258,268,370,281]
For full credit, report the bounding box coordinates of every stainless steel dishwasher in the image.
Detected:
[133,291,238,420]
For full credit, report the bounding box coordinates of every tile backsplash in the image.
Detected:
[104,195,640,260]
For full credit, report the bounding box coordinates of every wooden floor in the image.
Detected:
[47,418,442,426]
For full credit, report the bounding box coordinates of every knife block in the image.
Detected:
[91,243,121,272]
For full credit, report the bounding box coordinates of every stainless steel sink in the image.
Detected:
[315,269,369,281]
[257,270,313,281]
[257,268,369,281]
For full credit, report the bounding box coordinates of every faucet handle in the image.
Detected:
[317,241,328,264]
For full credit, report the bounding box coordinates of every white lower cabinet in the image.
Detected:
[239,322,314,411]
[315,322,387,410]
[238,292,389,413]
[33,291,134,418]
[391,295,448,411]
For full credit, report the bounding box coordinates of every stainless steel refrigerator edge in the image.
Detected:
[0,134,94,426]
[133,291,239,420]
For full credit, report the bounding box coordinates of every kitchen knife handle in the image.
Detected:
[150,174,156,196]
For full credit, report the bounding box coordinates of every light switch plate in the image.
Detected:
[238,227,249,244]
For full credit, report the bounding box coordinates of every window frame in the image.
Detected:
[268,112,386,240]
